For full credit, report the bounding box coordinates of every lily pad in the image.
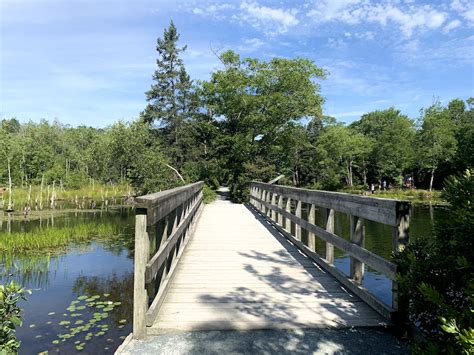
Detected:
[77,296,88,300]
[48,312,55,315]
[75,320,84,325]
[119,319,127,324]
[103,293,110,297]
[46,321,52,325]
[59,320,70,326]
[71,313,82,317]
[52,340,59,344]
[29,324,36,328]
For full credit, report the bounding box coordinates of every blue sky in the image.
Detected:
[1,0,473,127]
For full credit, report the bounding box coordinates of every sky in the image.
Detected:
[1,0,473,127]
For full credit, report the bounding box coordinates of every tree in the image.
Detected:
[351,108,415,183]
[142,21,196,171]
[200,50,325,200]
[418,102,457,191]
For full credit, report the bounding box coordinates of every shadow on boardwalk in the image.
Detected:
[119,200,409,354]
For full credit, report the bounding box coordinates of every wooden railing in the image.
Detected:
[133,182,204,338]
[249,182,409,320]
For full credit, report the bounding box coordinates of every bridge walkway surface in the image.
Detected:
[116,190,408,354]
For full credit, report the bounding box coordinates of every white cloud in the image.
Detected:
[308,1,449,37]
[443,19,462,33]
[450,0,474,23]
[237,37,266,52]
[191,3,235,19]
[237,1,299,35]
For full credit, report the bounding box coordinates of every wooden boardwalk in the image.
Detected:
[148,197,385,334]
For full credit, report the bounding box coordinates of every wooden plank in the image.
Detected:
[308,204,316,251]
[150,201,385,334]
[132,211,149,339]
[251,206,395,320]
[251,196,397,279]
[250,182,405,226]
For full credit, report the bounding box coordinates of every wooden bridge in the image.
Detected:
[117,181,409,353]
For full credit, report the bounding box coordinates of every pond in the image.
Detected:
[0,207,135,354]
[296,203,448,306]
[0,202,447,354]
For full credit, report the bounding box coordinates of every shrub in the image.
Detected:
[0,278,30,353]
[393,170,474,354]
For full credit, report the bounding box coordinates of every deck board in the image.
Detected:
[148,199,386,334]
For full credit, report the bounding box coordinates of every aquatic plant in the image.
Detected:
[0,222,125,253]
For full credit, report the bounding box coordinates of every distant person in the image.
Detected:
[382,180,387,191]
[370,183,375,194]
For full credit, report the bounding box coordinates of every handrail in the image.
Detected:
[133,181,204,339]
[249,181,410,320]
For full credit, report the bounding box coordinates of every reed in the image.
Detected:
[2,183,132,211]
[0,222,122,253]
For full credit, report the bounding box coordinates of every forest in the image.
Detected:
[1,22,473,203]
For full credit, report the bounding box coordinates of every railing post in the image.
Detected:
[133,209,149,339]
[266,191,272,218]
[350,215,365,284]
[325,208,335,264]
[392,201,410,311]
[270,193,276,221]
[277,195,283,226]
[285,197,291,234]
[295,200,302,240]
[308,204,316,251]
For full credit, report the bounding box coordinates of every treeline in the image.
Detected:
[1,22,473,201]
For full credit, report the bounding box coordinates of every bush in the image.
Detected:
[393,170,474,354]
[202,185,217,204]
[0,278,30,353]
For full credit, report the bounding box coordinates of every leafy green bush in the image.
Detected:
[0,279,30,353]
[202,185,217,204]
[393,170,473,354]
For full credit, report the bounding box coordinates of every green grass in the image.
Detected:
[0,223,120,253]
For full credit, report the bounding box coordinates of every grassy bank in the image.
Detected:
[0,223,123,253]
[339,187,446,205]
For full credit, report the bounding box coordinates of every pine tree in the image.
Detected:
[142,21,196,171]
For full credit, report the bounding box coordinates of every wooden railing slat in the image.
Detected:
[145,193,203,283]
[250,195,398,280]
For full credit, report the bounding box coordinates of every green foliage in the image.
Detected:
[393,170,474,353]
[202,185,217,204]
[0,278,31,353]
[200,50,325,201]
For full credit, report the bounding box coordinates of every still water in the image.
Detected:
[0,207,135,354]
[0,203,446,354]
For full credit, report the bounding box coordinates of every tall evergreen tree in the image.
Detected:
[142,21,195,171]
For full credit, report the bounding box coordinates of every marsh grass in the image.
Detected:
[2,183,132,211]
[339,187,445,205]
[0,222,123,253]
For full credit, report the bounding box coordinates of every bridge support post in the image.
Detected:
[295,200,302,240]
[392,202,410,312]
[277,195,283,226]
[270,193,276,220]
[325,209,335,264]
[133,210,149,339]
[350,215,365,284]
[285,198,291,234]
[308,204,316,251]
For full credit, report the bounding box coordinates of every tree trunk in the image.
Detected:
[7,158,13,211]
[429,167,435,192]
[348,160,353,187]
